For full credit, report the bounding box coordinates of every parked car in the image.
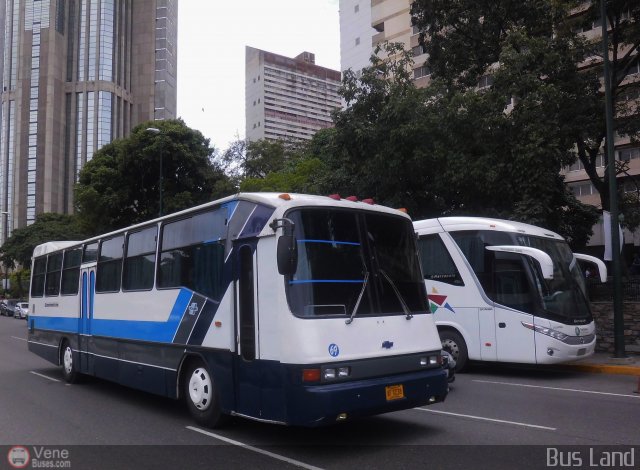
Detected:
[14,302,29,320]
[0,299,18,317]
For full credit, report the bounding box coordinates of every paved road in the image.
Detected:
[1,317,638,469]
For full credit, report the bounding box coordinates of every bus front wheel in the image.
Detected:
[184,359,229,428]
[440,330,468,372]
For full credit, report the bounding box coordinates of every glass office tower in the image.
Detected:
[0,0,177,243]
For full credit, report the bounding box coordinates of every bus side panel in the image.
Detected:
[28,295,81,366]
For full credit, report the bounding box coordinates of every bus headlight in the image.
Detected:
[323,367,351,381]
[521,322,569,341]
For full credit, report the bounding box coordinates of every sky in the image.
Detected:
[176,0,341,152]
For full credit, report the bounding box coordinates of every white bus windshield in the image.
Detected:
[452,230,592,324]
[285,208,428,318]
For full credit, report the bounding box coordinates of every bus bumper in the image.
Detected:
[285,367,448,427]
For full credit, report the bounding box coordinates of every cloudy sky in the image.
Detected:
[176,0,341,151]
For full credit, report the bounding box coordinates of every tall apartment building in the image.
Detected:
[245,46,342,143]
[0,0,178,244]
[339,0,375,76]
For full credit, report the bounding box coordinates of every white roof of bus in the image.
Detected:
[413,216,564,241]
[33,241,81,257]
[32,193,410,257]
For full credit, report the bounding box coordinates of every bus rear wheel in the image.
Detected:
[61,341,79,383]
[440,330,468,372]
[184,359,229,428]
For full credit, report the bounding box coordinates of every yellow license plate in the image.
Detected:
[385,384,404,401]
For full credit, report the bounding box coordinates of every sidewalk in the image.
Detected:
[560,352,640,376]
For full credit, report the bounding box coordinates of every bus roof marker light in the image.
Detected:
[346,196,358,202]
[397,208,408,213]
[278,193,291,201]
[328,194,341,200]
[362,198,374,205]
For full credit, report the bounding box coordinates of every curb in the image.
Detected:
[557,363,640,376]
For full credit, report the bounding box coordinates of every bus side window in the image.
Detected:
[96,235,124,293]
[418,234,464,286]
[123,226,157,291]
[31,257,47,297]
[239,245,256,361]
[61,248,82,295]
[493,256,534,312]
[45,253,63,296]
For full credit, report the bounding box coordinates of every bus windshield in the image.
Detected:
[285,208,428,318]
[452,230,592,324]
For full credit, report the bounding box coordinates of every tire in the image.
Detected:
[184,359,230,428]
[61,341,80,383]
[440,330,468,372]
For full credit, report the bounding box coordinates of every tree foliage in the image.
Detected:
[411,0,640,231]
[75,119,234,235]
[0,213,87,268]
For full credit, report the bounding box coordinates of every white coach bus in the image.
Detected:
[413,217,606,371]
[28,193,448,427]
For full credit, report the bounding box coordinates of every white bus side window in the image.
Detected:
[45,253,63,296]
[31,257,47,297]
[123,227,157,291]
[96,235,124,293]
[61,248,82,295]
[418,234,464,286]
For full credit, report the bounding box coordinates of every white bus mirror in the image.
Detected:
[573,253,607,283]
[486,245,554,280]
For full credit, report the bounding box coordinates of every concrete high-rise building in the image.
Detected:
[0,0,178,244]
[245,46,341,143]
[339,0,375,76]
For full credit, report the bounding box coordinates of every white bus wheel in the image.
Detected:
[61,341,79,383]
[184,359,230,428]
[440,330,468,372]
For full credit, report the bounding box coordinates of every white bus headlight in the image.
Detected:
[324,368,336,380]
[521,322,569,341]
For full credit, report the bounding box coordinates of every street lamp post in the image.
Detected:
[146,127,163,217]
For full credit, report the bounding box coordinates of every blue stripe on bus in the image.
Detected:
[289,279,364,285]
[297,239,360,246]
[32,288,194,342]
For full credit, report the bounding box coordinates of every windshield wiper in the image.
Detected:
[379,269,413,320]
[346,271,369,325]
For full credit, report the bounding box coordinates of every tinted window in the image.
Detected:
[31,257,47,297]
[61,248,82,295]
[123,226,157,291]
[96,236,124,293]
[45,253,63,296]
[418,234,464,286]
[157,209,226,300]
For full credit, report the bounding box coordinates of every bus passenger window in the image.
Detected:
[31,257,47,297]
[61,248,82,295]
[418,235,464,286]
[45,253,63,296]
[123,227,157,291]
[96,236,124,293]
[83,242,98,263]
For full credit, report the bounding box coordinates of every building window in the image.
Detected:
[620,147,640,162]
[414,64,431,79]
[478,75,494,89]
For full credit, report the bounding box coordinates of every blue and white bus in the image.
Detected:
[28,193,448,427]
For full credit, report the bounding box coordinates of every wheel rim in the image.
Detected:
[442,338,460,362]
[63,346,73,375]
[188,367,212,411]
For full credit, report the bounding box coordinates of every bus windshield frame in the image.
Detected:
[284,208,429,319]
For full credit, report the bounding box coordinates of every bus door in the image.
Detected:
[492,254,536,363]
[79,266,95,374]
[232,243,262,418]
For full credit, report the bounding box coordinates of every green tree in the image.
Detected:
[410,0,640,231]
[0,213,87,268]
[75,119,233,234]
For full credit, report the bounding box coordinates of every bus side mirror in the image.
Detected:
[573,253,607,283]
[277,235,298,275]
[486,245,554,280]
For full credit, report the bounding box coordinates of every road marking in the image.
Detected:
[186,426,324,470]
[11,336,27,342]
[30,371,61,383]
[473,379,640,399]
[415,408,556,430]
